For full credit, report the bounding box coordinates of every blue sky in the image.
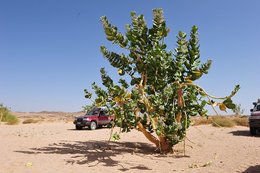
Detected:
[1,0,260,114]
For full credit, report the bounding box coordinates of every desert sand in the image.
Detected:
[0,112,259,173]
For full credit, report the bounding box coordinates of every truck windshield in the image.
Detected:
[86,108,100,115]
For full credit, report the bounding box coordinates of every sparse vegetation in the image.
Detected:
[22,118,40,124]
[0,104,19,125]
[192,117,213,126]
[212,116,236,127]
[231,116,249,127]
[192,115,248,127]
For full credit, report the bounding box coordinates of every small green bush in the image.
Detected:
[0,104,19,125]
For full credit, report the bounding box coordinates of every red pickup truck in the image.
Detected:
[73,107,114,130]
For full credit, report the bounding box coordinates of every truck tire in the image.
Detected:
[76,125,83,130]
[89,121,97,130]
[250,127,256,135]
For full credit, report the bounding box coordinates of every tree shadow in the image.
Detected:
[15,140,158,171]
[242,165,260,173]
[229,130,260,137]
[67,127,104,131]
[67,126,111,131]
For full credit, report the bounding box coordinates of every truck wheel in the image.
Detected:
[76,125,83,130]
[250,127,256,135]
[89,121,97,130]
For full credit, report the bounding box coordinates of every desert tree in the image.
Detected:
[84,9,239,153]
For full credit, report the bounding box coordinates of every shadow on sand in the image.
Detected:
[15,140,162,171]
[229,130,260,137]
[242,165,260,173]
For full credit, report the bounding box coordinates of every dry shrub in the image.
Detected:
[192,115,249,128]
[22,118,40,124]
[192,116,213,126]
[231,116,249,127]
[212,116,236,127]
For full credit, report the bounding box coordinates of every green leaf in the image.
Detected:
[223,98,236,109]
[119,79,129,88]
[111,132,121,141]
[84,89,92,99]
[130,77,141,85]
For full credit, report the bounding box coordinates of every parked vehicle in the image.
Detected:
[73,107,114,130]
[249,99,260,135]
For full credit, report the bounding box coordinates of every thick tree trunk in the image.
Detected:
[137,122,172,153]
[159,136,173,153]
[137,122,159,147]
[176,88,184,123]
[134,95,173,153]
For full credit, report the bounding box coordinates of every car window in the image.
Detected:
[100,110,109,116]
[86,108,100,115]
[100,111,105,116]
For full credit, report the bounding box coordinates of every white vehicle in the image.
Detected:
[249,99,260,135]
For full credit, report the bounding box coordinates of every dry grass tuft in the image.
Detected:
[231,116,249,127]
[192,115,249,128]
[22,118,40,124]
[192,117,212,126]
[212,116,236,127]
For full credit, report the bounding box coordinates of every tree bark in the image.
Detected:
[176,88,183,123]
[159,136,172,153]
[134,96,172,153]
[137,122,159,147]
[137,122,172,153]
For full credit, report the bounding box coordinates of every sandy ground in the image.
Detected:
[0,113,259,173]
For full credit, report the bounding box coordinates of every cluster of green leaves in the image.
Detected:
[84,9,239,148]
